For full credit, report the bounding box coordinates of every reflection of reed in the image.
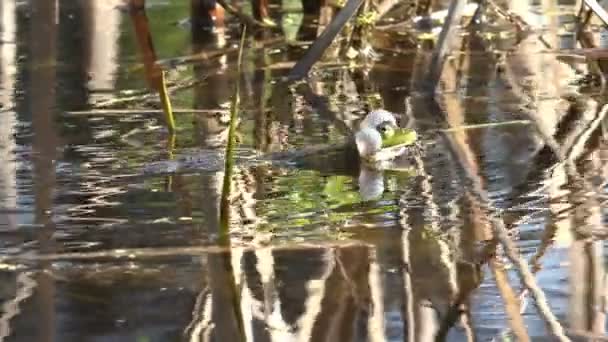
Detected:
[0,272,37,341]
[29,0,59,340]
[87,0,122,104]
[181,244,381,342]
[491,260,530,341]
[401,1,600,339]
[0,0,17,232]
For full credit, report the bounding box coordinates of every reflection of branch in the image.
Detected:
[443,127,570,340]
[334,248,362,304]
[294,83,354,135]
[415,91,570,340]
[491,260,531,342]
[183,287,211,340]
[0,272,37,341]
[400,224,415,341]
[436,243,492,340]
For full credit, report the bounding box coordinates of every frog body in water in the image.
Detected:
[142,110,418,176]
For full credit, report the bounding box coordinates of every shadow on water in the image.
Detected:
[0,0,608,341]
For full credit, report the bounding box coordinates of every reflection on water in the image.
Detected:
[0,0,607,341]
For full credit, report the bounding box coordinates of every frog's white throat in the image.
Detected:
[355,109,399,158]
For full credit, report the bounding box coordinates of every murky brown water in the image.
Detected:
[0,0,607,341]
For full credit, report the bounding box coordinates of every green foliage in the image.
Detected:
[356,10,378,27]
[381,128,417,148]
[323,176,361,205]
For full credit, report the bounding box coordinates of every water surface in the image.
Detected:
[0,1,607,341]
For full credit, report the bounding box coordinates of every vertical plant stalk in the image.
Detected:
[217,27,248,342]
[164,133,176,192]
[219,25,247,240]
[159,70,176,133]
[128,0,176,133]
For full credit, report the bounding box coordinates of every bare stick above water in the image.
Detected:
[583,0,608,26]
[424,0,466,94]
[287,0,365,81]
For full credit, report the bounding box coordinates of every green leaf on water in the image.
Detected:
[323,176,361,205]
[381,128,417,148]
